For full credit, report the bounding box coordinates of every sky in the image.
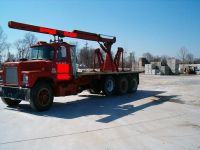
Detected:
[0,0,200,58]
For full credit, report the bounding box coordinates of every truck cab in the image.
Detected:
[0,41,78,111]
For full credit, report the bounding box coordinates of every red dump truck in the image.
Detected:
[0,21,140,111]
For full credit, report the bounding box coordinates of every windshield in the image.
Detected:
[29,46,54,60]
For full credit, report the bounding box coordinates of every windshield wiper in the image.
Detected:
[31,58,43,60]
[20,58,28,61]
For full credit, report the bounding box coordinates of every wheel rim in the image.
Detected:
[38,88,50,106]
[105,79,114,92]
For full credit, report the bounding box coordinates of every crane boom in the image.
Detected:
[8,21,116,44]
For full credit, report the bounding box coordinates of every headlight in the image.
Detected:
[22,74,29,86]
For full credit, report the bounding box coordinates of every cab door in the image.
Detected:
[56,45,72,80]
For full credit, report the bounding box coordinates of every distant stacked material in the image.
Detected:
[145,64,159,75]
[145,64,151,75]
[151,69,160,75]
[139,58,149,66]
[160,66,170,75]
[139,57,149,71]
[150,62,162,69]
[167,58,179,74]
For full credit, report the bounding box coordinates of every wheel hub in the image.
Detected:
[105,79,114,92]
[38,88,50,106]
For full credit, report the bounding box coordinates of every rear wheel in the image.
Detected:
[102,76,115,96]
[30,82,53,111]
[116,76,129,95]
[1,98,21,107]
[127,76,138,93]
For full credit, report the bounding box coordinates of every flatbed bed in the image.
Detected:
[77,70,142,76]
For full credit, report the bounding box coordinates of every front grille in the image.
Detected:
[5,67,18,85]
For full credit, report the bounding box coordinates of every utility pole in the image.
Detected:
[85,41,89,67]
[130,52,133,70]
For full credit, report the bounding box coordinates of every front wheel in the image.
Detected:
[1,98,21,107]
[30,82,53,111]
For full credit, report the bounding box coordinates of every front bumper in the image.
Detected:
[0,85,30,101]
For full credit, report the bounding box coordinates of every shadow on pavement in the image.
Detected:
[6,90,179,123]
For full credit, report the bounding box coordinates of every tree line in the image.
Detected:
[142,47,200,65]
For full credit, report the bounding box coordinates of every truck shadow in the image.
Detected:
[6,90,179,123]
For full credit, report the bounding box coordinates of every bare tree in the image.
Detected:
[15,32,37,59]
[5,43,11,61]
[153,55,161,62]
[5,43,15,62]
[15,39,27,59]
[142,52,153,62]
[0,26,7,62]
[160,55,169,65]
[186,53,194,64]
[23,32,37,57]
[78,47,95,68]
[178,47,188,64]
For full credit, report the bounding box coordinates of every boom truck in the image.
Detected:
[0,21,140,111]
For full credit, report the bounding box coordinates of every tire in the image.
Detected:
[30,82,53,111]
[116,76,129,95]
[127,76,138,93]
[102,76,115,96]
[1,98,21,107]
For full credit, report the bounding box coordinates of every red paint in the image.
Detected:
[57,64,69,73]
[103,54,117,72]
[40,27,56,35]
[64,31,77,38]
[57,74,71,80]
[57,64,71,80]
